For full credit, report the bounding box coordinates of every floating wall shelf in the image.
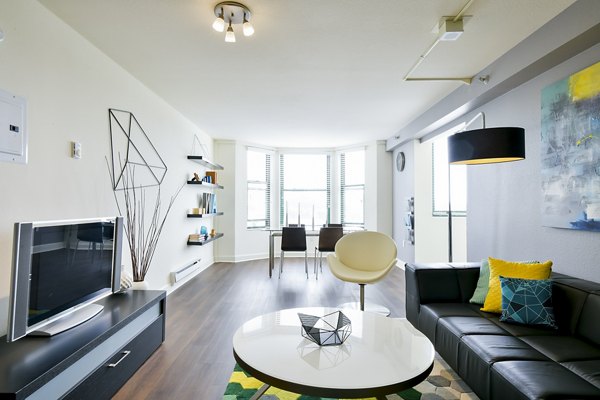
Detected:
[187,180,224,189]
[187,233,224,246]
[187,212,224,218]
[187,156,224,170]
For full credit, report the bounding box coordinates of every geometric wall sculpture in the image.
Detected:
[108,108,167,190]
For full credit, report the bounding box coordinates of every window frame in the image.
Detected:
[246,147,272,229]
[278,151,332,227]
[339,148,365,228]
[431,125,467,217]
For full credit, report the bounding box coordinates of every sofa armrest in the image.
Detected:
[405,262,480,327]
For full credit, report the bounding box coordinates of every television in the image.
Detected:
[7,217,124,342]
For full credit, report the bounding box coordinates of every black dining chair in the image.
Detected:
[279,227,308,279]
[314,227,343,279]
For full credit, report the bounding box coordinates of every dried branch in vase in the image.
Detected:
[107,160,183,282]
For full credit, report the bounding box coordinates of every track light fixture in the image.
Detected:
[212,2,254,43]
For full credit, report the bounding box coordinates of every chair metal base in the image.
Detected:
[279,251,309,279]
[336,302,390,316]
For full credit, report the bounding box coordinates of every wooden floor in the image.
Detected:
[113,258,407,400]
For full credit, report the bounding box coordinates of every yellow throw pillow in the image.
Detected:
[481,257,552,313]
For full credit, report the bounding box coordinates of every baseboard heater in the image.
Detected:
[171,259,201,284]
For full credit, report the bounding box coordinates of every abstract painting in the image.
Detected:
[541,61,600,231]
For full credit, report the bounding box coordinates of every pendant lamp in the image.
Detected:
[448,126,525,165]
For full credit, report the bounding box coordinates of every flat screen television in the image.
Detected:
[7,217,123,342]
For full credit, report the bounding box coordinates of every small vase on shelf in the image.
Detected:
[132,280,149,290]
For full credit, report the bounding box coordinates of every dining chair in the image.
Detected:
[279,227,308,279]
[314,227,343,280]
[327,231,397,315]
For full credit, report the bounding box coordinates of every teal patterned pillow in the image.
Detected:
[499,276,557,328]
[469,260,490,305]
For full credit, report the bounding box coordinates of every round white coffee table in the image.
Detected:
[232,307,434,399]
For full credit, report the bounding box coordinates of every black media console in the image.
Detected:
[0,290,166,399]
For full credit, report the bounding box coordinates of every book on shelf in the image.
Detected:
[198,193,218,214]
[205,171,217,184]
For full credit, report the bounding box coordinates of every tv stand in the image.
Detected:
[0,290,166,400]
[30,303,103,337]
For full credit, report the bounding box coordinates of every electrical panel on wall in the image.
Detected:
[0,89,27,164]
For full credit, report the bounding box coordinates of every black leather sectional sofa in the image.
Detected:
[405,262,600,400]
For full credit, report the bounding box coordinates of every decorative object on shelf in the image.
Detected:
[200,226,208,235]
[117,268,133,293]
[131,280,150,290]
[446,111,526,262]
[541,60,600,232]
[189,233,202,242]
[405,197,415,245]
[210,228,216,237]
[212,1,254,43]
[108,109,167,190]
[298,311,352,346]
[191,172,201,182]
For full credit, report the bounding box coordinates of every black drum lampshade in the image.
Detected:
[448,127,525,165]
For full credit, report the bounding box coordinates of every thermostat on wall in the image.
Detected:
[0,89,27,164]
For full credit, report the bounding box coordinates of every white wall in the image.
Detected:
[467,43,600,282]
[365,141,393,235]
[214,140,271,262]
[0,0,216,334]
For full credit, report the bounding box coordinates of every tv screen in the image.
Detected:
[7,217,123,342]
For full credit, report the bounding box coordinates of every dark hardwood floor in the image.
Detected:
[113,258,407,400]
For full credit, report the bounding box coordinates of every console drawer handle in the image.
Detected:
[108,350,131,368]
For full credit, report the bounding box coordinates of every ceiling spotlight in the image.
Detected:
[213,2,253,43]
[243,13,254,36]
[225,21,236,43]
[212,7,225,32]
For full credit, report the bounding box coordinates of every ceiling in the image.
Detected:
[38,0,575,148]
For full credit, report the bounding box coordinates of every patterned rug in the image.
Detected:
[223,355,479,400]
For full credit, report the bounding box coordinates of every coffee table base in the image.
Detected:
[234,351,433,399]
[337,301,391,316]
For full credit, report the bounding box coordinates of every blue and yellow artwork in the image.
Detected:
[541,61,600,231]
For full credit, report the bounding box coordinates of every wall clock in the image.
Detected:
[396,151,406,172]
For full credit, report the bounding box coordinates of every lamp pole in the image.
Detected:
[448,161,453,263]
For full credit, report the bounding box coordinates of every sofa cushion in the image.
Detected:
[439,316,509,337]
[562,359,600,389]
[491,360,600,400]
[417,303,480,343]
[436,317,509,371]
[487,316,560,337]
[499,276,557,328]
[519,336,600,362]
[458,335,548,399]
[576,294,600,347]
[482,258,552,313]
